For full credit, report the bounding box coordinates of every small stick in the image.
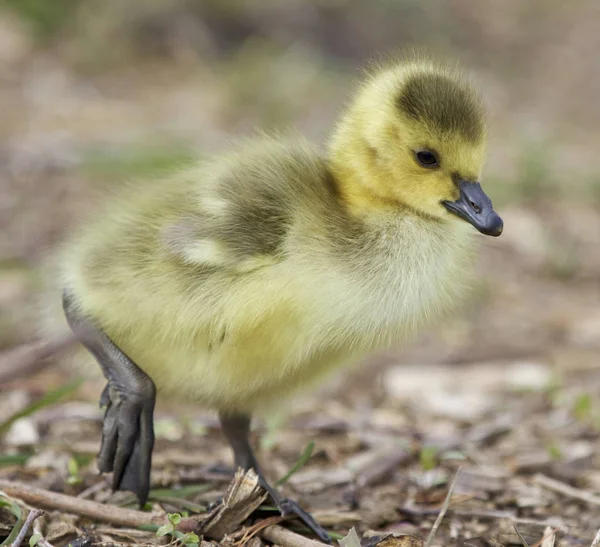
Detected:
[235,515,285,546]
[0,480,164,528]
[10,508,44,547]
[513,525,530,547]
[590,527,600,547]
[261,525,328,547]
[76,480,109,500]
[424,466,462,547]
[535,474,600,506]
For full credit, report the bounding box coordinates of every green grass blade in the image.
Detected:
[0,496,23,546]
[0,379,84,436]
[137,524,160,533]
[149,496,206,513]
[276,441,314,487]
[0,453,31,467]
[148,484,211,499]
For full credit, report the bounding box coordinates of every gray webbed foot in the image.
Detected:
[257,477,332,544]
[98,382,155,504]
[219,412,332,543]
[63,291,156,506]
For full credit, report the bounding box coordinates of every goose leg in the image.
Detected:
[63,292,156,506]
[219,412,331,543]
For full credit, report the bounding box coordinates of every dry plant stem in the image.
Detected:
[534,474,600,506]
[0,480,164,528]
[261,525,329,547]
[424,467,462,547]
[0,333,77,385]
[234,515,285,546]
[76,480,109,500]
[590,527,600,547]
[10,508,44,547]
[513,525,531,547]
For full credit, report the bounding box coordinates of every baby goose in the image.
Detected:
[60,57,502,540]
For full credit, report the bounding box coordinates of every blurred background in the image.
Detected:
[1,1,600,542]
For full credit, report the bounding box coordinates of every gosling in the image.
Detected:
[60,57,502,541]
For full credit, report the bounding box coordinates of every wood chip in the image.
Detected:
[199,469,267,540]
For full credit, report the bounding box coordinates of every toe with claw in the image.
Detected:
[277,497,332,543]
[98,382,155,505]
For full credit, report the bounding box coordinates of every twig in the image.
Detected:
[10,508,44,547]
[513,525,530,547]
[0,480,164,528]
[590,527,600,547]
[235,515,285,547]
[261,525,328,547]
[534,474,600,506]
[0,333,77,385]
[76,479,110,500]
[424,466,462,547]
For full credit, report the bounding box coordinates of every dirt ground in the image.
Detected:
[1,2,600,546]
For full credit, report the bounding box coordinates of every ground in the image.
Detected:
[1,2,600,547]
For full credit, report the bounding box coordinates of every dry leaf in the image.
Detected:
[339,527,362,547]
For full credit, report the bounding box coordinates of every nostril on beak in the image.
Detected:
[469,200,481,214]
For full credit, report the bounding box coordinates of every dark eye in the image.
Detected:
[415,150,439,168]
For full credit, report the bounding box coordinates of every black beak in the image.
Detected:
[442,180,503,237]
